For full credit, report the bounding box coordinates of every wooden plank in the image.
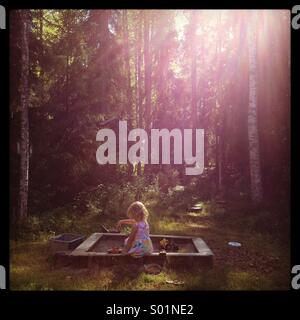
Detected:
[98,233,194,240]
[150,234,193,240]
[192,238,213,256]
[71,233,103,255]
[85,232,197,241]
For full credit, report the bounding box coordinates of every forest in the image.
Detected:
[10,10,290,290]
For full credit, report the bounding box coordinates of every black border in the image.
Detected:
[1,0,299,315]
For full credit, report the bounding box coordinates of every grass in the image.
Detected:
[10,200,290,290]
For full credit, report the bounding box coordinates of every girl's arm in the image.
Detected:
[124,224,138,252]
[116,219,136,230]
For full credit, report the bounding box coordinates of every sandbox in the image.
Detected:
[54,233,213,268]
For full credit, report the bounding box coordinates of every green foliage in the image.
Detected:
[157,168,180,193]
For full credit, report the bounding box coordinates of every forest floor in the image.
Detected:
[10,201,290,290]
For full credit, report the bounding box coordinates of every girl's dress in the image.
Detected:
[125,221,153,258]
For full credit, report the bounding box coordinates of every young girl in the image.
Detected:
[116,201,153,258]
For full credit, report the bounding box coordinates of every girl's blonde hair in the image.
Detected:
[127,201,149,221]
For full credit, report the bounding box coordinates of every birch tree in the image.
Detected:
[248,11,263,204]
[190,11,197,129]
[19,10,30,221]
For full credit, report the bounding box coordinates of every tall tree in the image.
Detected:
[143,12,151,130]
[135,11,143,176]
[123,10,133,125]
[19,10,30,222]
[190,11,197,129]
[136,12,143,129]
[215,11,225,198]
[247,11,263,204]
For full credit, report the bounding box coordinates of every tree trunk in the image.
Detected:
[123,11,134,177]
[38,9,43,73]
[123,11,133,125]
[143,12,151,175]
[143,12,151,130]
[19,10,30,222]
[190,11,197,129]
[136,12,143,176]
[248,12,263,204]
[217,134,223,197]
[137,13,143,129]
[99,10,110,114]
[215,12,224,197]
